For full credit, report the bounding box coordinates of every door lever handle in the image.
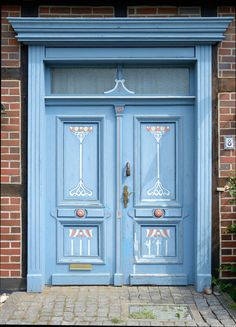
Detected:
[123,185,133,208]
[126,161,131,177]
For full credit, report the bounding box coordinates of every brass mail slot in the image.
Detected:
[69,264,92,271]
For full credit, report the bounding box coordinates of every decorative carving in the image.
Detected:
[69,228,93,238]
[69,228,93,257]
[146,229,170,238]
[145,228,170,257]
[69,126,93,197]
[146,126,171,197]
[104,79,134,95]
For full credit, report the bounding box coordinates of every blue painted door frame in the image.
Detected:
[8,17,233,292]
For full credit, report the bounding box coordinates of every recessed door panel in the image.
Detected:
[57,117,104,206]
[135,118,182,206]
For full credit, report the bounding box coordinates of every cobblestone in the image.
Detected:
[0,286,235,326]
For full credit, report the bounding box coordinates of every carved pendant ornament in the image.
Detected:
[146,126,171,197]
[69,126,93,197]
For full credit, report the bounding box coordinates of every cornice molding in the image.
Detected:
[8,17,233,45]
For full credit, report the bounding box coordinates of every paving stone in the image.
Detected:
[219,319,236,325]
[0,286,234,326]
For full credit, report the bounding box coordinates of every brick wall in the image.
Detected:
[1,80,21,184]
[1,5,22,283]
[39,6,114,17]
[1,5,21,68]
[217,6,236,279]
[127,6,201,17]
[0,197,21,278]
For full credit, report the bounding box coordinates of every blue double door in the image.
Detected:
[45,103,194,285]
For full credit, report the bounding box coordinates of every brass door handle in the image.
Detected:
[123,185,133,208]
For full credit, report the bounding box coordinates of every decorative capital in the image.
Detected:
[115,105,125,116]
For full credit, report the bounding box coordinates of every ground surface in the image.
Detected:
[0,286,235,326]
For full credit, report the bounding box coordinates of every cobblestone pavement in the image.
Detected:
[0,286,235,326]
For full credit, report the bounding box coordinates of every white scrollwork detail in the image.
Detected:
[104,79,134,95]
[69,126,93,197]
[146,126,171,197]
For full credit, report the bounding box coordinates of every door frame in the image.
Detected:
[9,17,232,292]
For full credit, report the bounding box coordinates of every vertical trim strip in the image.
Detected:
[114,105,125,286]
[195,45,212,291]
[27,45,45,292]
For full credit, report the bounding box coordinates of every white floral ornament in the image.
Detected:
[146,125,171,197]
[69,126,93,197]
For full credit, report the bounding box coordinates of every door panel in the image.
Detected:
[122,106,194,285]
[45,106,115,285]
[135,117,182,207]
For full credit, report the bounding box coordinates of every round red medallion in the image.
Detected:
[76,209,85,218]
[154,209,164,218]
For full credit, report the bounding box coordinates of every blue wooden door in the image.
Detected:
[45,105,115,285]
[45,103,194,285]
[122,105,194,285]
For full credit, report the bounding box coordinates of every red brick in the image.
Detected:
[39,7,50,14]
[10,256,20,262]
[10,162,20,168]
[221,206,232,212]
[10,271,21,277]
[1,125,20,131]
[92,7,114,14]
[1,5,20,11]
[158,7,177,15]
[1,204,20,212]
[0,198,10,204]
[50,7,71,14]
[222,241,236,247]
[1,235,21,241]
[11,227,21,233]
[222,234,232,240]
[11,198,20,204]
[0,242,11,248]
[1,140,20,146]
[1,154,20,160]
[0,227,10,233]
[1,263,21,269]
[1,249,20,255]
[71,7,92,14]
[222,256,236,262]
[222,249,232,255]
[0,212,10,219]
[220,157,236,163]
[0,176,10,183]
[0,256,10,262]
[0,271,10,277]
[218,48,232,55]
[11,242,21,248]
[136,7,157,15]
